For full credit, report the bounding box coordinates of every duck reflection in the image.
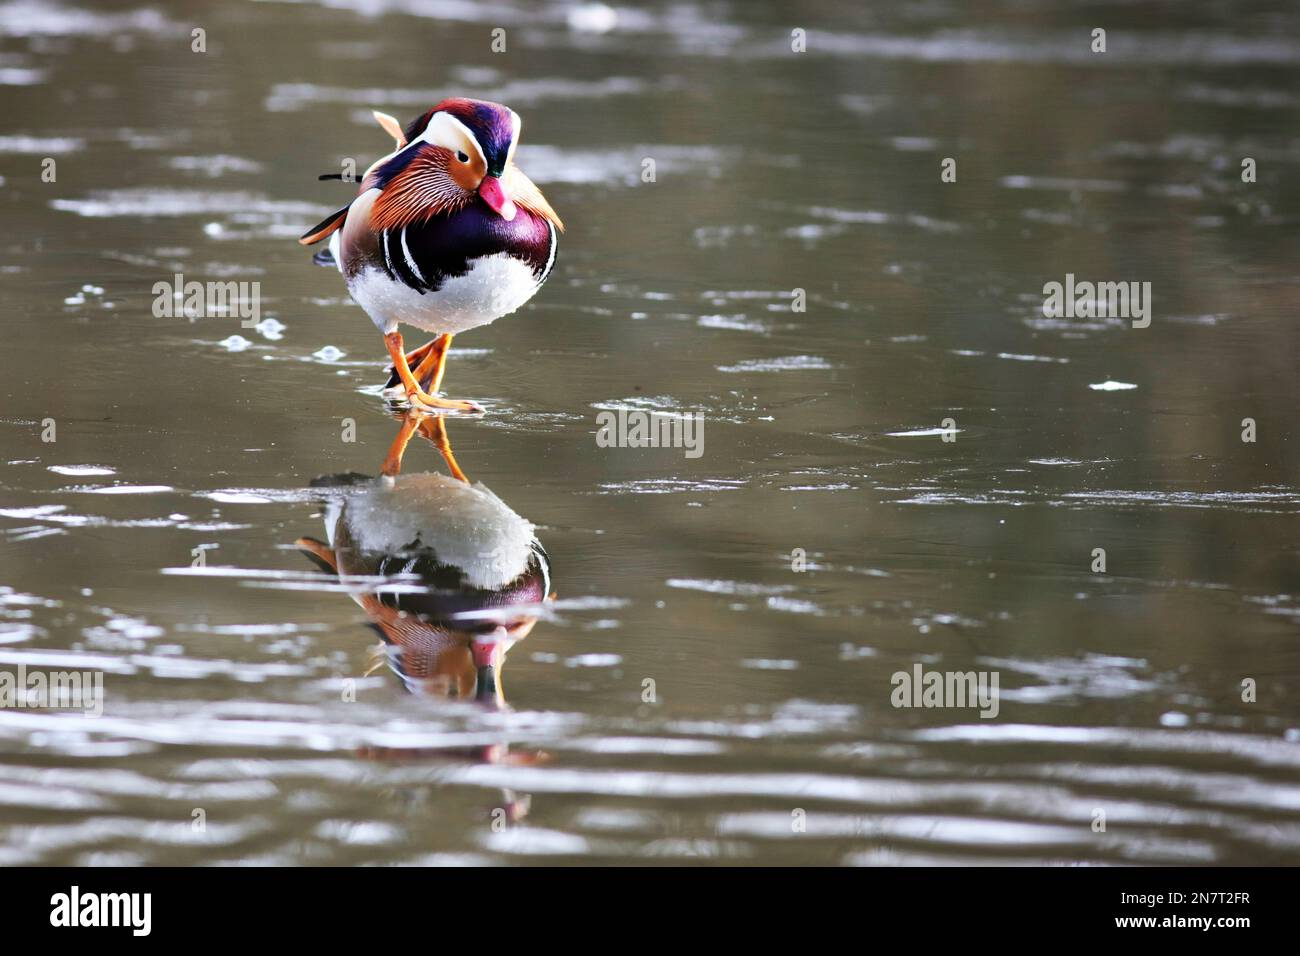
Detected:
[295,411,551,812]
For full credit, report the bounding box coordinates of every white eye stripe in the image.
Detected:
[419,112,488,169]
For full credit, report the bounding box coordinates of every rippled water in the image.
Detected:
[1,0,1298,865]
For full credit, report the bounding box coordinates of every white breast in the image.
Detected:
[341,473,538,590]
[348,252,545,336]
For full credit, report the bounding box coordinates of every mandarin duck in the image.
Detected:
[299,99,563,412]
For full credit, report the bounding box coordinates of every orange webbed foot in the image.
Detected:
[383,332,482,414]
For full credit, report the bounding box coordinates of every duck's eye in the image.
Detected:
[455,150,470,164]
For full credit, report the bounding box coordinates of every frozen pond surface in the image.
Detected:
[0,0,1297,864]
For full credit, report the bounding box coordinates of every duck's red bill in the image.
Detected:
[478,176,517,221]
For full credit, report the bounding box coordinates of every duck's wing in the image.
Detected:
[298,110,407,246]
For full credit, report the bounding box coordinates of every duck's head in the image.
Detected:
[367,97,522,225]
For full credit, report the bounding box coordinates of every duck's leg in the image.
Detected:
[401,339,437,370]
[410,333,453,393]
[383,332,482,413]
[416,413,469,483]
[383,337,438,389]
[380,410,424,476]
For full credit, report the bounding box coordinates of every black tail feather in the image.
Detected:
[298,201,351,245]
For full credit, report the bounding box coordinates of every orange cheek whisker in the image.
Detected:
[371,160,471,231]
